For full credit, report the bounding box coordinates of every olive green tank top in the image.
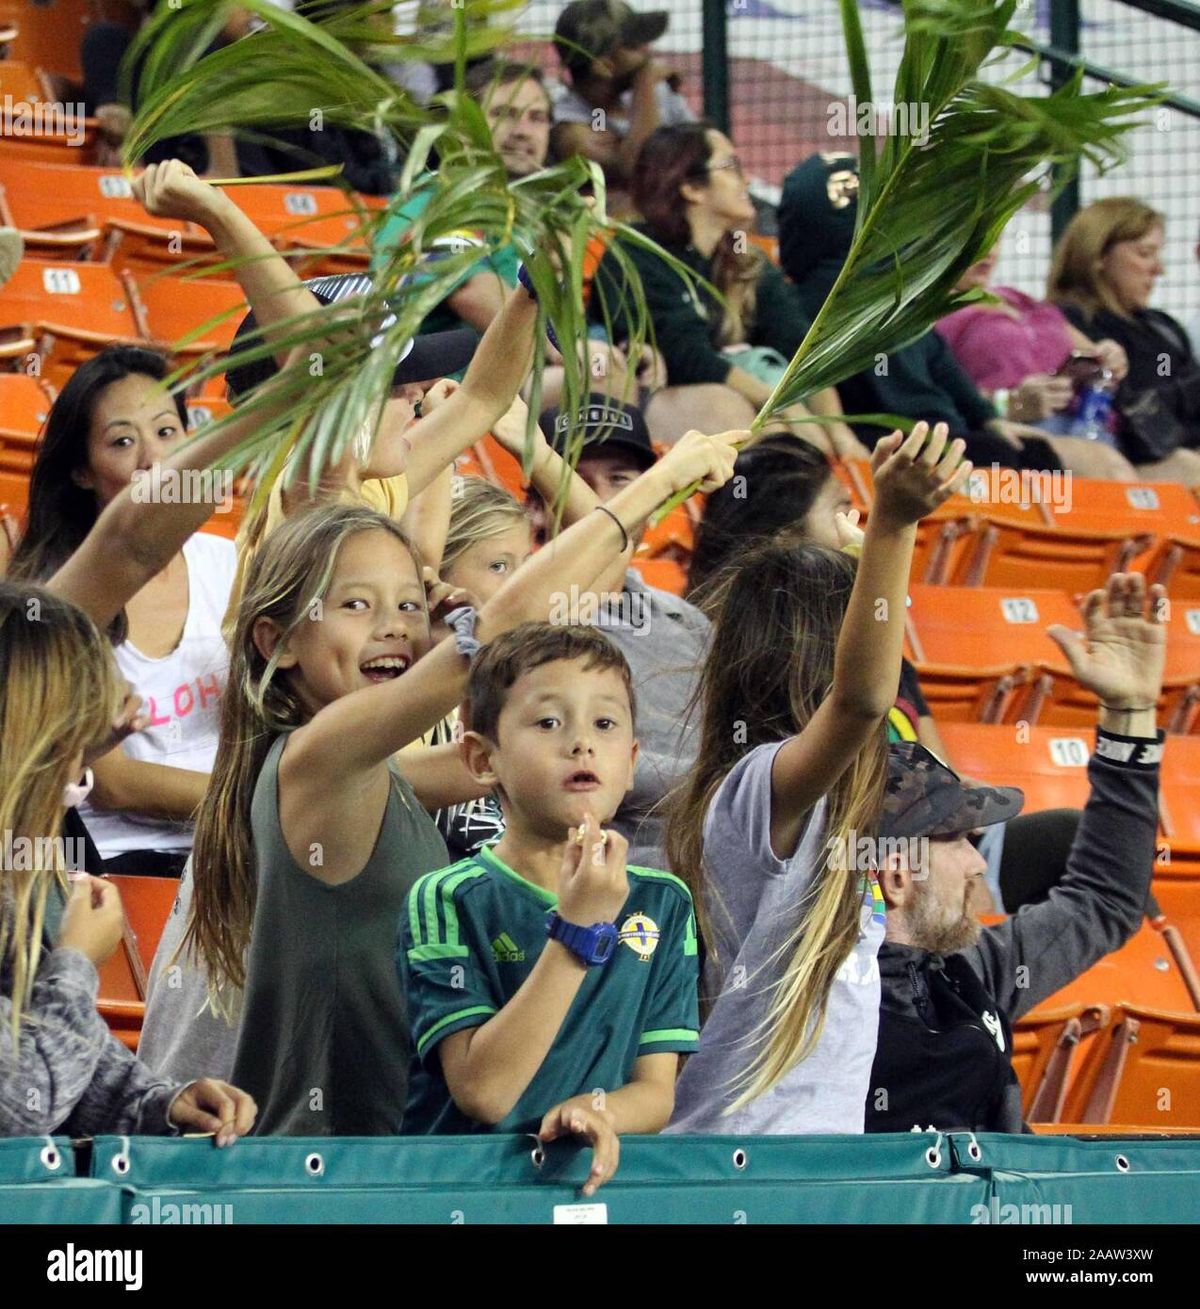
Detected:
[232,733,448,1135]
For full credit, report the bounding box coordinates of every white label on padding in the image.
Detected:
[1125,486,1160,511]
[553,1203,608,1225]
[42,267,81,295]
[1000,597,1038,624]
[1048,737,1090,767]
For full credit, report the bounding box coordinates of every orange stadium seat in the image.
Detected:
[106,875,181,980]
[124,272,248,358]
[1062,1004,1200,1127]
[226,183,379,276]
[0,184,103,261]
[1015,596,1200,732]
[1048,479,1200,571]
[0,0,90,82]
[0,257,142,388]
[1148,533,1200,601]
[1011,1002,1112,1122]
[1156,735,1200,880]
[934,721,1093,810]
[906,583,1077,723]
[0,372,54,473]
[953,511,1144,592]
[1036,921,1196,1017]
[0,60,98,164]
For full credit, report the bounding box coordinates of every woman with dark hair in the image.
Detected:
[9,346,236,876]
[590,122,866,456]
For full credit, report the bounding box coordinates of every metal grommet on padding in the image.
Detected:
[305,1152,325,1178]
[966,1134,983,1163]
[530,1144,546,1169]
[732,1148,748,1171]
[39,1139,62,1172]
[1115,1154,1131,1173]
[110,1136,131,1177]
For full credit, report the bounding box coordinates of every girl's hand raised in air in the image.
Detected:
[870,421,970,529]
[131,159,230,230]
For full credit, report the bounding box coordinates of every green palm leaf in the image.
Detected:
[761,0,1160,427]
[120,0,706,523]
[651,0,1162,521]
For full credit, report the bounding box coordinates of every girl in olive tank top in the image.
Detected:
[181,429,739,1133]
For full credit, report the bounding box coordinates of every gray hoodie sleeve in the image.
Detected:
[1,945,182,1137]
[962,727,1161,1021]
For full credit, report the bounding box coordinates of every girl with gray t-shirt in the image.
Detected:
[664,424,970,1133]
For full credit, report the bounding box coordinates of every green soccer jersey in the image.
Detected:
[372,178,521,339]
[399,844,700,1135]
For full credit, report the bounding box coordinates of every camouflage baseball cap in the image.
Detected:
[880,742,1024,840]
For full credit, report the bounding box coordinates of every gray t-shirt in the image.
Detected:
[666,741,885,1135]
[601,571,708,872]
[139,858,239,1086]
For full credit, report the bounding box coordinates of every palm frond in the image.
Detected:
[122,0,709,525]
[761,0,1161,427]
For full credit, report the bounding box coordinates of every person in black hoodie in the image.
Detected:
[866,571,1164,1133]
[778,152,1135,482]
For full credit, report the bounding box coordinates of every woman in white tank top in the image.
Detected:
[9,345,235,875]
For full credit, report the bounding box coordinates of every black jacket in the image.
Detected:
[866,728,1161,1133]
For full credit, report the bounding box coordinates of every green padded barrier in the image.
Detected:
[0,1137,122,1225]
[950,1133,1200,1226]
[86,1132,980,1226]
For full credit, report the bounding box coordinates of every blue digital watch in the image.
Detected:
[545,911,618,967]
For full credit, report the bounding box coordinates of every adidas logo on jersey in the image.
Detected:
[492,933,525,963]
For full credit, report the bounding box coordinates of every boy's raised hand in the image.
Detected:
[538,1099,619,1197]
[656,428,746,496]
[870,421,971,528]
[1046,573,1167,710]
[558,812,628,928]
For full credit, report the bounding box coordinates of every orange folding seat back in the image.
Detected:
[933,721,1093,810]
[226,184,375,276]
[125,273,248,356]
[1149,534,1200,601]
[0,0,90,81]
[1064,1004,1200,1127]
[1010,1002,1111,1122]
[1034,921,1195,1017]
[0,59,50,105]
[0,257,143,387]
[0,373,53,472]
[1156,736,1200,881]
[907,584,1075,670]
[105,876,182,980]
[953,515,1142,592]
[1048,480,1200,568]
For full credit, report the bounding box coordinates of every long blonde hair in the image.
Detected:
[1047,196,1164,322]
[665,542,887,1108]
[0,582,122,1037]
[185,504,422,1004]
[441,476,528,577]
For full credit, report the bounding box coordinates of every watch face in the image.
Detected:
[593,924,619,964]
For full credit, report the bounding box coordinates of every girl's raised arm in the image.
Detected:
[768,423,969,857]
[287,426,745,780]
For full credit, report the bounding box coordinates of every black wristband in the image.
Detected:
[1093,726,1165,769]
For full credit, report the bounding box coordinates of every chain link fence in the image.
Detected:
[513,0,1199,324]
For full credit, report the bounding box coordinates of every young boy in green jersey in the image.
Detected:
[399,622,700,1195]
